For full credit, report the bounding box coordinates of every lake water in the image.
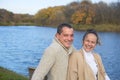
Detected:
[0,26,120,80]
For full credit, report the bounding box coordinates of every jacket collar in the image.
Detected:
[53,37,73,55]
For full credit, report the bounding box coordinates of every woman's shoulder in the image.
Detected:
[70,49,83,57]
[93,52,101,57]
[93,52,102,61]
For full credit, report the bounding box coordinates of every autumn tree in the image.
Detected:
[34,6,66,26]
[71,0,95,24]
[109,2,120,24]
[48,6,66,26]
[13,14,34,25]
[34,8,49,25]
[94,1,112,24]
[0,9,14,25]
[64,2,79,23]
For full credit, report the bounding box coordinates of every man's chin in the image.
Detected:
[65,45,71,49]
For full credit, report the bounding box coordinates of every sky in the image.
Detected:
[0,0,118,15]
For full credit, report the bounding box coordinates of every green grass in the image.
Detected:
[0,67,28,80]
[73,24,120,32]
[1,23,120,32]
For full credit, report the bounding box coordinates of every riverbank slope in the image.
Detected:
[0,67,28,80]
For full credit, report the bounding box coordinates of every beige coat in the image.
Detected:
[31,37,75,80]
[67,49,106,80]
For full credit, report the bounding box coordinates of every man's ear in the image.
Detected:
[55,33,60,39]
[82,40,84,46]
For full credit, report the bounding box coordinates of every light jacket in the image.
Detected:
[67,49,106,80]
[31,37,75,80]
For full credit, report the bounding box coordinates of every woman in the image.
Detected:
[67,29,110,80]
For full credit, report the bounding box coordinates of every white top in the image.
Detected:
[83,48,110,80]
[83,48,98,80]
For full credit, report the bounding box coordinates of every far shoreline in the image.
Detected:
[0,24,120,32]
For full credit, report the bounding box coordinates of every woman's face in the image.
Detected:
[83,33,97,52]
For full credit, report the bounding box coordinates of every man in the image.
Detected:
[31,23,75,80]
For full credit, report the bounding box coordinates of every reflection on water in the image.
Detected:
[0,26,120,80]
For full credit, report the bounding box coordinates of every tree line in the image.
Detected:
[35,1,120,26]
[0,0,120,26]
[0,9,34,25]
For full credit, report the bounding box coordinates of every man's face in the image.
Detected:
[56,27,74,49]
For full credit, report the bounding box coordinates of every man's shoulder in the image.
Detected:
[44,42,60,54]
[48,42,61,50]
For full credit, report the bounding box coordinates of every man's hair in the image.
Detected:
[57,23,73,34]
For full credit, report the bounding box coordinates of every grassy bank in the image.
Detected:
[73,24,120,32]
[0,67,28,80]
[0,24,120,32]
